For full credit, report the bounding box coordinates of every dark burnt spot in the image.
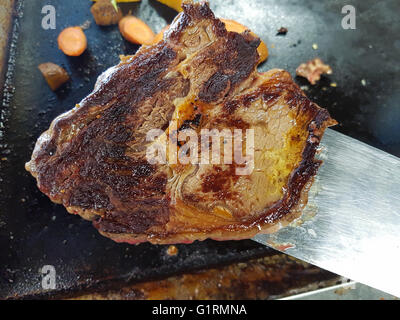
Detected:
[199,32,259,103]
[96,143,125,160]
[202,166,225,193]
[212,18,228,37]
[69,182,113,210]
[291,134,301,142]
[228,89,281,111]
[224,100,240,114]
[177,113,202,147]
[262,92,281,105]
[199,72,230,102]
[104,125,132,143]
[178,113,202,132]
[84,46,177,109]
[182,1,214,20]
[131,162,153,178]
[94,198,169,234]
[201,166,239,200]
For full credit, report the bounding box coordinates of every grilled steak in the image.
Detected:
[26,1,336,244]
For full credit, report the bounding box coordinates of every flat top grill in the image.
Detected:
[1,0,399,299]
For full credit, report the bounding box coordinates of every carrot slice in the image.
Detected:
[57,26,87,56]
[152,25,170,44]
[220,18,268,63]
[119,16,155,45]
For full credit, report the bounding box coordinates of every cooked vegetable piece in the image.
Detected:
[220,18,268,63]
[57,27,87,56]
[38,62,70,91]
[118,16,155,45]
[91,0,123,26]
[156,0,183,12]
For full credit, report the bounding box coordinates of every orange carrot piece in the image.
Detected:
[119,16,155,45]
[256,41,269,63]
[152,25,170,44]
[220,18,247,34]
[57,26,87,56]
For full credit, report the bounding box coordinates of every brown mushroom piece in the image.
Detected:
[38,62,70,91]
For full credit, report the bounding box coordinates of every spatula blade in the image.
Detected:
[254,128,400,297]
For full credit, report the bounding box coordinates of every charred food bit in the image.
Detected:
[27,2,336,244]
[38,62,70,91]
[296,58,332,85]
[276,27,288,35]
[90,0,123,26]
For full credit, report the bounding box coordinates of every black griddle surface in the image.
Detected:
[1,0,399,299]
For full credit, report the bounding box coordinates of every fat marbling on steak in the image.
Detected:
[26,1,336,244]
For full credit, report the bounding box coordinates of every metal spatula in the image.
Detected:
[253,128,400,297]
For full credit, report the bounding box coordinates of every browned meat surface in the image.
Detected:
[26,1,336,244]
